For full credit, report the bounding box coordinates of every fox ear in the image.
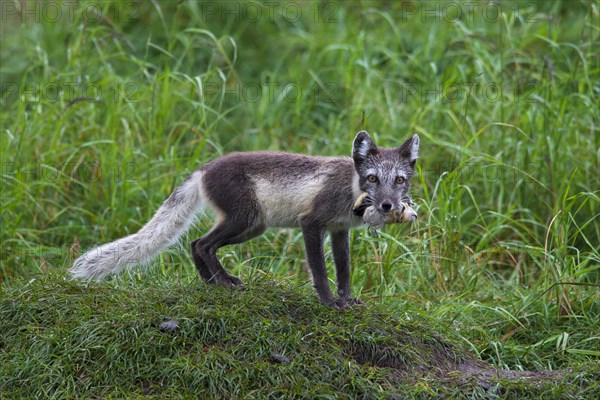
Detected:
[398,134,420,166]
[353,131,377,162]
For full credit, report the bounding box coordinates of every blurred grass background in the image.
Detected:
[1,0,598,372]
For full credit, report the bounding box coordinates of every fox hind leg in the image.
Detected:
[191,220,265,287]
[190,238,216,282]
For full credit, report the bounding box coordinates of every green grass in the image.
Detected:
[1,273,598,399]
[1,0,599,397]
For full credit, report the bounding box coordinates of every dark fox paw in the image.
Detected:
[208,273,245,288]
[320,297,351,310]
[225,275,245,288]
[321,297,364,309]
[348,297,365,306]
[339,297,364,307]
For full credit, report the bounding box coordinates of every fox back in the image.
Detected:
[200,151,362,230]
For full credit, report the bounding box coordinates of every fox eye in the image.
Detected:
[367,175,378,183]
[395,177,405,185]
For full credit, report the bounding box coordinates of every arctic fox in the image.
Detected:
[70,131,419,308]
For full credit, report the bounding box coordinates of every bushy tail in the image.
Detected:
[69,171,205,279]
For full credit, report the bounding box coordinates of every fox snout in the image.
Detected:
[380,201,393,212]
[378,201,405,214]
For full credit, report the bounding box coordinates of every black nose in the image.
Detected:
[381,202,392,212]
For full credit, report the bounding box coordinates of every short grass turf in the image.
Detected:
[1,273,598,399]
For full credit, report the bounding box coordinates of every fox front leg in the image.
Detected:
[301,222,348,309]
[331,230,363,307]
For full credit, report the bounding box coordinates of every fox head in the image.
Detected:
[352,131,419,213]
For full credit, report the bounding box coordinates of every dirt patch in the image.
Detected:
[348,336,567,392]
[456,360,565,382]
[450,359,567,391]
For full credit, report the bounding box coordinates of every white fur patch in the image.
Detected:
[351,172,362,200]
[356,140,372,158]
[410,134,420,160]
[253,176,325,227]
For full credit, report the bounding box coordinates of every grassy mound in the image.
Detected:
[1,274,597,399]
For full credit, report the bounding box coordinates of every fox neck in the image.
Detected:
[351,171,362,203]
[324,169,365,230]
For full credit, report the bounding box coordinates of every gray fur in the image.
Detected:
[70,131,419,309]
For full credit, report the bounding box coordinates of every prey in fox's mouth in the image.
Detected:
[353,192,418,234]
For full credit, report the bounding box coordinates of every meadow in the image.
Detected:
[1,0,598,398]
